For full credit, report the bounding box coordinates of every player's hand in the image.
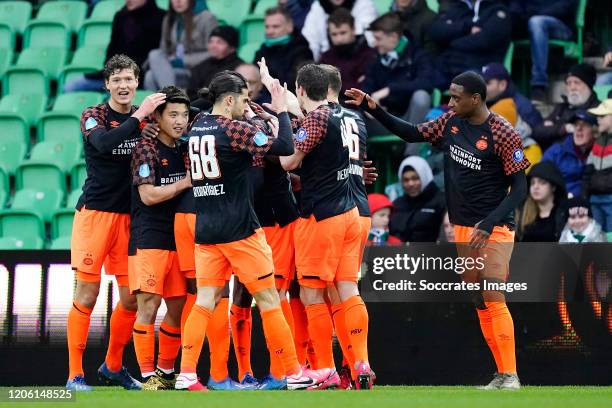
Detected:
[257,57,274,90]
[267,80,288,114]
[289,173,301,192]
[469,222,490,249]
[244,103,256,120]
[133,93,166,121]
[182,171,192,189]
[286,91,304,119]
[141,122,159,139]
[604,51,612,66]
[268,115,279,137]
[345,88,376,110]
[363,160,378,185]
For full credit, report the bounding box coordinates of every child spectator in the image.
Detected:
[367,194,401,245]
[559,197,607,243]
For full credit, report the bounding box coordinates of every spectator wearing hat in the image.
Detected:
[516,161,568,242]
[532,63,600,151]
[584,99,612,232]
[559,197,607,243]
[388,156,445,243]
[187,26,243,100]
[367,194,402,245]
[542,111,597,198]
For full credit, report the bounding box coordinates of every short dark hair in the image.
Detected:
[155,86,190,115]
[367,12,402,35]
[265,5,293,23]
[328,8,354,29]
[319,64,342,95]
[296,64,329,101]
[103,54,140,81]
[198,70,248,104]
[451,71,487,102]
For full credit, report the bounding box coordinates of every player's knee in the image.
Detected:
[195,286,218,312]
[138,296,162,322]
[472,292,487,310]
[300,286,325,306]
[120,295,138,312]
[75,282,100,309]
[253,287,280,311]
[482,289,506,303]
[335,280,359,302]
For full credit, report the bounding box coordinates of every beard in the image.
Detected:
[567,90,591,106]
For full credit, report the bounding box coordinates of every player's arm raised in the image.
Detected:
[266,80,295,156]
[82,93,166,153]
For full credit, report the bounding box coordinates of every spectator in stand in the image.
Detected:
[143,0,217,90]
[516,161,568,242]
[390,0,437,54]
[388,156,445,243]
[362,12,434,128]
[429,0,511,89]
[301,0,377,60]
[319,9,376,93]
[508,0,577,103]
[64,0,164,92]
[280,0,314,31]
[367,194,402,245]
[254,6,313,96]
[542,111,597,198]
[235,64,266,105]
[596,46,612,86]
[559,197,607,243]
[584,100,612,232]
[532,63,600,151]
[187,26,243,100]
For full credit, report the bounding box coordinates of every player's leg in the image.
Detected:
[230,277,255,385]
[206,283,233,389]
[327,284,355,389]
[181,278,196,334]
[289,277,311,367]
[133,292,162,379]
[174,212,197,334]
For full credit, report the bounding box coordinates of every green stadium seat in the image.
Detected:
[253,0,276,16]
[426,0,439,13]
[0,48,13,78]
[49,235,71,249]
[0,1,32,34]
[58,47,106,93]
[0,141,26,175]
[52,92,104,115]
[66,189,81,208]
[0,94,46,127]
[238,42,260,64]
[78,20,112,48]
[12,188,63,222]
[240,16,265,46]
[37,112,81,144]
[0,112,28,144]
[51,208,74,239]
[156,0,169,11]
[0,235,44,249]
[0,209,45,247]
[2,67,48,97]
[594,85,612,101]
[207,0,251,28]
[374,0,393,14]
[133,90,153,106]
[91,0,124,21]
[34,0,87,33]
[0,167,8,208]
[16,162,66,192]
[70,161,86,191]
[24,21,71,49]
[15,47,68,80]
[0,23,15,51]
[28,141,81,172]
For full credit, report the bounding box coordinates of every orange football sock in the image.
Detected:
[476,307,503,373]
[230,304,252,379]
[133,323,155,376]
[486,302,516,374]
[261,307,300,376]
[157,322,181,372]
[332,303,355,377]
[67,301,93,379]
[181,292,196,335]
[180,304,212,373]
[305,303,334,369]
[104,302,136,372]
[289,298,309,365]
[208,298,230,381]
[280,298,295,337]
[343,295,369,365]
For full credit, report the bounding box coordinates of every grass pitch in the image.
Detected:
[2,386,611,408]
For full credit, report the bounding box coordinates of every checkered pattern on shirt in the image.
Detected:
[490,113,530,175]
[294,105,331,154]
[216,116,273,156]
[80,104,107,141]
[417,111,455,145]
[131,138,158,186]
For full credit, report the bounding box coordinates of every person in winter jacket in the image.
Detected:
[301,0,378,60]
[542,111,597,198]
[559,197,607,243]
[367,194,402,244]
[390,0,438,54]
[388,156,446,243]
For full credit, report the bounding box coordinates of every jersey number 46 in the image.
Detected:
[341,117,359,160]
[189,135,221,180]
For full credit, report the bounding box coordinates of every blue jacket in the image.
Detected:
[362,39,434,116]
[429,0,511,76]
[542,135,587,197]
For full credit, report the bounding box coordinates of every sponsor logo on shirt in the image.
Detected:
[476,138,488,151]
[161,158,169,166]
[449,144,482,171]
[110,120,120,128]
[113,137,139,155]
[139,163,150,178]
[85,117,97,130]
[295,128,308,142]
[254,131,268,146]
[512,149,524,163]
[451,126,459,135]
